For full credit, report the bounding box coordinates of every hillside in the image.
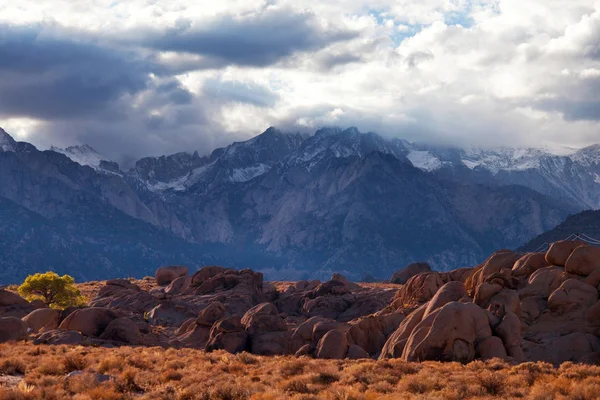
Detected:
[519,210,600,252]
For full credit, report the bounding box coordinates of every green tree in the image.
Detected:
[18,272,86,309]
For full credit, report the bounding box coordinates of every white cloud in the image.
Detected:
[0,0,599,160]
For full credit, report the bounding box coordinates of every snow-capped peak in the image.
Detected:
[0,128,16,152]
[51,144,111,169]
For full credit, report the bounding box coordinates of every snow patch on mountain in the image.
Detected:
[230,164,271,182]
[0,129,15,152]
[407,151,443,171]
[51,145,109,169]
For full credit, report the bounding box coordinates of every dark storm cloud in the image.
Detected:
[202,79,279,107]
[0,24,155,119]
[535,75,600,122]
[140,8,358,68]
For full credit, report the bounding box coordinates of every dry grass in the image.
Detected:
[0,343,599,399]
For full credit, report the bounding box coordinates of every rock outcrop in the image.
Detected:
[25,244,600,365]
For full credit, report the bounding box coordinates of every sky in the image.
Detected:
[0,0,599,163]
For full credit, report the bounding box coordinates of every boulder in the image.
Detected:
[551,333,600,364]
[392,273,445,308]
[476,336,508,360]
[175,324,211,349]
[206,331,248,353]
[196,302,226,327]
[165,276,192,295]
[191,266,233,286]
[546,241,586,267]
[519,267,564,299]
[424,281,468,317]
[0,317,27,342]
[34,329,85,345]
[0,290,29,307]
[379,304,428,359]
[22,308,60,333]
[155,266,188,286]
[331,274,361,290]
[520,296,547,323]
[251,331,290,355]
[179,315,244,352]
[495,311,524,361]
[291,317,330,343]
[147,301,200,327]
[565,246,600,277]
[312,320,342,343]
[295,344,312,357]
[241,303,286,335]
[512,253,550,277]
[316,330,349,359]
[347,344,371,359]
[548,279,598,314]
[466,250,521,295]
[98,280,141,297]
[346,316,387,356]
[58,307,119,337]
[99,318,143,345]
[402,302,492,363]
[389,263,432,284]
[474,282,503,306]
[210,315,243,334]
[444,267,475,283]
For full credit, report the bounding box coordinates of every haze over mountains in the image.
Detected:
[2,126,598,283]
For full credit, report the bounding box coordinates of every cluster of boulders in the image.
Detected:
[2,240,600,365]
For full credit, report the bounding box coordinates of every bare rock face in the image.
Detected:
[58,307,120,337]
[155,266,189,286]
[0,317,28,342]
[389,263,432,284]
[545,240,586,267]
[22,308,60,333]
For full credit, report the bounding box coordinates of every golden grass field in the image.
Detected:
[1,342,600,400]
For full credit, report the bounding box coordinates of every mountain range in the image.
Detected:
[2,126,598,283]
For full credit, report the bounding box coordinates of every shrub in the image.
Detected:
[17,272,86,309]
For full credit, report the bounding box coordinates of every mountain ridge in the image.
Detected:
[0,126,586,282]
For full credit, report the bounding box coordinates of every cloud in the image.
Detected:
[0,23,153,119]
[138,7,358,68]
[0,0,599,161]
[202,79,279,108]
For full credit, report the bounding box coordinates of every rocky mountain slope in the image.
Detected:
[0,126,583,282]
[519,209,600,252]
[405,144,600,210]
